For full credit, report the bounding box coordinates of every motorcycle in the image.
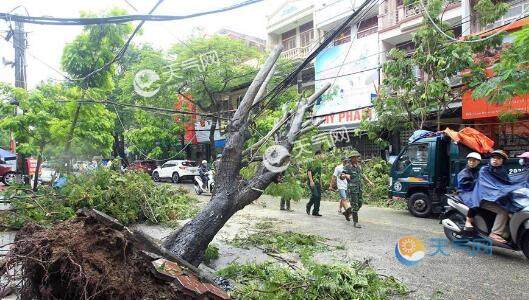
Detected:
[194,170,214,195]
[441,191,529,259]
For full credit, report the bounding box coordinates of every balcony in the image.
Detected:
[279,29,314,60]
[379,0,462,31]
[379,3,423,31]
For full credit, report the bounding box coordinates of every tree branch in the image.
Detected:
[252,64,277,106]
[230,45,283,130]
[242,109,293,157]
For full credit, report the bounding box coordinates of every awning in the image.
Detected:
[0,148,16,159]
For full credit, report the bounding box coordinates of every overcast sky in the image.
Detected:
[0,0,277,88]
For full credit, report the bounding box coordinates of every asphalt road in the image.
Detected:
[153,183,529,300]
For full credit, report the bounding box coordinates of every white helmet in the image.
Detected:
[466,152,482,161]
[202,160,207,164]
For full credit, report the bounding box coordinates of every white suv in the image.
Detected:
[152,160,199,183]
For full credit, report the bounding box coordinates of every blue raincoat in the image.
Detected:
[457,166,479,205]
[466,164,529,213]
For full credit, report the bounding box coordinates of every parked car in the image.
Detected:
[152,160,199,183]
[129,160,158,175]
[0,156,17,185]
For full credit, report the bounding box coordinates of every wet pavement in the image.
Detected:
[139,183,529,300]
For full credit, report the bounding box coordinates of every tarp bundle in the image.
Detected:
[408,130,443,143]
[444,127,495,153]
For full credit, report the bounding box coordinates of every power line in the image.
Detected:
[245,0,381,156]
[54,99,232,120]
[72,0,165,83]
[0,0,263,25]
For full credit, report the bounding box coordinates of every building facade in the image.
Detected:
[266,0,383,156]
[266,0,529,157]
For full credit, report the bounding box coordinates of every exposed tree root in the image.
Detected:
[0,211,216,300]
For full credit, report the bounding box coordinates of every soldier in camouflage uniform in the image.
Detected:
[342,150,363,228]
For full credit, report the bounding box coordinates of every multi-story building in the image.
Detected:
[461,0,529,156]
[265,0,529,156]
[266,0,317,93]
[266,0,383,155]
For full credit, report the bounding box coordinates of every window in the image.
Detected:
[282,29,297,50]
[486,1,529,30]
[299,21,314,48]
[357,16,378,38]
[333,26,351,46]
[162,163,176,168]
[182,161,198,167]
[396,143,428,171]
[396,41,415,54]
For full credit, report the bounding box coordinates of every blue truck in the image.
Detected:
[389,135,523,217]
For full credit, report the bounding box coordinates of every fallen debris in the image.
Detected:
[0,209,229,300]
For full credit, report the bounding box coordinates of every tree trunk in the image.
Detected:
[32,144,44,192]
[208,115,218,161]
[64,103,82,155]
[163,191,237,266]
[163,45,329,267]
[164,166,276,266]
[112,130,128,166]
[437,104,442,131]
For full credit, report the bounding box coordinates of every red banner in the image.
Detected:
[462,91,529,120]
[175,95,198,144]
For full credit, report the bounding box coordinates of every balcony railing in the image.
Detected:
[281,45,312,60]
[379,2,423,30]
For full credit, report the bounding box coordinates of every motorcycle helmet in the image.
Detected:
[490,149,508,160]
[216,154,222,159]
[202,160,207,164]
[517,152,529,166]
[466,152,482,161]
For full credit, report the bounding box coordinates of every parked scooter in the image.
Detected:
[194,171,214,195]
[442,192,529,259]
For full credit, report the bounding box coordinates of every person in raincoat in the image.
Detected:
[456,152,482,231]
[342,150,364,228]
[478,150,511,243]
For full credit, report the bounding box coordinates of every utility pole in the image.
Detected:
[12,21,30,183]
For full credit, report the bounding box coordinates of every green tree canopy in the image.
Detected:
[472,26,529,104]
[113,45,185,160]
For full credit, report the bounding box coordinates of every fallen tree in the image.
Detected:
[163,45,331,266]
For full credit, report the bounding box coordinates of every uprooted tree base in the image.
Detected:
[1,210,226,300]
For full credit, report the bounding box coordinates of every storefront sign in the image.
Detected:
[319,107,374,127]
[462,91,529,120]
[194,120,225,144]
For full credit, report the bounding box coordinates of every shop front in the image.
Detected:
[462,91,529,156]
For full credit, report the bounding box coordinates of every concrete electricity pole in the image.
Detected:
[12,21,29,182]
[14,21,27,90]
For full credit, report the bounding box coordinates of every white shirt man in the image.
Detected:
[330,157,350,214]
